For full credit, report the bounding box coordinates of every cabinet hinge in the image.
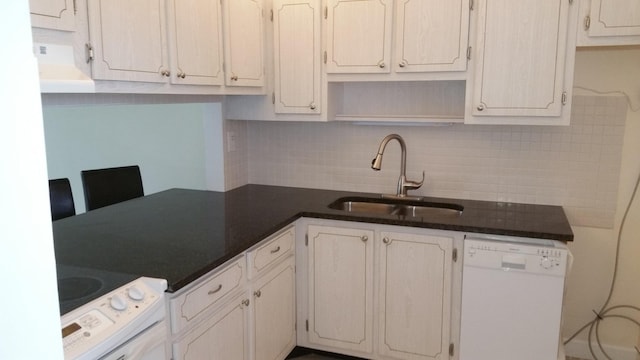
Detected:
[272,92,275,104]
[270,9,274,22]
[85,43,94,63]
[324,6,328,19]
[452,248,458,262]
[584,15,591,30]
[466,46,472,60]
[469,0,474,10]
[323,51,327,64]
[449,343,455,357]
[568,0,574,4]
[305,233,309,246]
[73,0,78,14]
[306,319,309,331]
[562,91,568,105]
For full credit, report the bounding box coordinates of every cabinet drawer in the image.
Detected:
[169,256,246,333]
[247,227,294,279]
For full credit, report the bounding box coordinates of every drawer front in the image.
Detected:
[170,256,245,333]
[248,227,294,279]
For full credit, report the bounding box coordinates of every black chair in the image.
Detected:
[81,165,144,211]
[49,178,76,221]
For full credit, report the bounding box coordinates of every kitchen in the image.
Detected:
[2,1,640,360]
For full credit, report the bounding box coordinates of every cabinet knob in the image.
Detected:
[309,102,316,110]
[361,235,368,242]
[230,74,239,81]
[242,299,250,307]
[383,237,390,244]
[378,62,385,69]
[477,104,484,111]
[178,72,186,79]
[399,61,407,68]
[160,69,170,77]
[254,290,262,298]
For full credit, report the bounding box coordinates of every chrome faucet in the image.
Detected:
[371,134,425,199]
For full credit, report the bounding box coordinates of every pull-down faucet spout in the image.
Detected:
[371,134,425,198]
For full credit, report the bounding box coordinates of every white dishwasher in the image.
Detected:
[459,235,569,360]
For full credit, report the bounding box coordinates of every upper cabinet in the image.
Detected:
[88,0,170,83]
[325,0,470,75]
[29,0,76,31]
[166,0,224,86]
[223,0,266,87]
[577,0,640,46]
[86,0,265,92]
[465,0,578,125]
[273,0,322,114]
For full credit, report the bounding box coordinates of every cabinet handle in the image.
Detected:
[178,72,186,79]
[378,62,385,69]
[477,104,484,111]
[361,235,368,242]
[383,237,390,244]
[242,299,250,307]
[254,290,262,298]
[270,246,281,254]
[398,61,407,68]
[208,284,222,295]
[160,69,170,77]
[309,102,317,110]
[230,74,239,81]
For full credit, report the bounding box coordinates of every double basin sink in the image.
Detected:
[328,196,463,219]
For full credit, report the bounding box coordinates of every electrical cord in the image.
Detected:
[573,86,640,113]
[563,167,640,359]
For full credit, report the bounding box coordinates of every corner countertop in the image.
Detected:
[53,184,573,293]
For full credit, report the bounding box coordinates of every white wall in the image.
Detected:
[0,1,64,359]
[43,101,224,213]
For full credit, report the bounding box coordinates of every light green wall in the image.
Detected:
[43,102,223,213]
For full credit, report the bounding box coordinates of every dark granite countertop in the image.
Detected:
[53,184,573,293]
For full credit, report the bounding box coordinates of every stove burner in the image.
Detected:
[58,277,104,301]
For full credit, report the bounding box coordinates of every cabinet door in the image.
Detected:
[307,225,374,353]
[29,0,75,31]
[252,257,296,360]
[325,0,393,73]
[273,0,321,114]
[223,0,266,87]
[587,0,640,37]
[167,0,224,85]
[394,0,469,72]
[88,0,170,83]
[470,0,571,117]
[378,231,453,360]
[172,293,250,360]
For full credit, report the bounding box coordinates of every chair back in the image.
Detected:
[49,178,76,220]
[81,165,144,211]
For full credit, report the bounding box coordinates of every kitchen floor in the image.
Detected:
[287,350,589,360]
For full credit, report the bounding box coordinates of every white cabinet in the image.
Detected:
[325,0,469,74]
[325,0,393,73]
[273,0,322,114]
[577,0,640,46]
[223,0,266,87]
[87,0,170,83]
[393,0,470,73]
[378,231,453,360]
[251,257,296,360]
[166,0,224,85]
[307,224,375,354]
[465,0,578,125]
[300,220,461,360]
[29,0,75,31]
[173,292,251,360]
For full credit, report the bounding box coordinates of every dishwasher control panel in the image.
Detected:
[464,238,568,276]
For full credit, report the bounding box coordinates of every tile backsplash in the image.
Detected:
[238,95,627,228]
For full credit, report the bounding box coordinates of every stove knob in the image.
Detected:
[128,286,145,301]
[110,294,128,311]
[540,256,553,269]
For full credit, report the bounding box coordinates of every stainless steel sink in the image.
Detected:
[328,197,463,218]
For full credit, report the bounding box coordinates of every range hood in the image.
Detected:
[34,43,95,93]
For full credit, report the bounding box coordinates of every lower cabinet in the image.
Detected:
[169,226,296,360]
[300,219,462,360]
